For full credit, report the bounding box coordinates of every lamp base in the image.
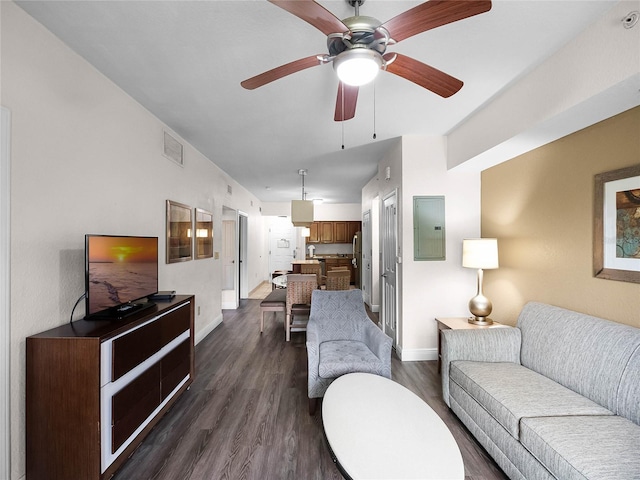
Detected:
[468,316,493,326]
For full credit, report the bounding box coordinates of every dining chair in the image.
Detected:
[285,274,317,341]
[325,269,351,290]
[300,263,324,288]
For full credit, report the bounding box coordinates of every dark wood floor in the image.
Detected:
[112,298,508,480]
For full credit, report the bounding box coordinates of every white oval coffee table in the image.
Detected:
[322,373,464,480]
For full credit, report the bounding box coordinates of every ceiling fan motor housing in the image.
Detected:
[327,16,390,57]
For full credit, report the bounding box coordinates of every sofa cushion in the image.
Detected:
[318,340,385,378]
[520,415,640,480]
[517,302,640,415]
[449,383,556,480]
[450,361,613,439]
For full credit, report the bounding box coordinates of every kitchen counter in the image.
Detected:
[291,259,321,275]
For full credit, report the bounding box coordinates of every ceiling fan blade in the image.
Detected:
[381,1,491,43]
[383,53,463,98]
[334,82,359,122]
[241,55,325,90]
[269,0,349,36]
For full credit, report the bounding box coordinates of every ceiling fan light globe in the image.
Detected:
[334,49,382,86]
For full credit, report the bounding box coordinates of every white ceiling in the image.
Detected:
[16,0,617,203]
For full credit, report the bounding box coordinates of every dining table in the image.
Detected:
[272,274,287,289]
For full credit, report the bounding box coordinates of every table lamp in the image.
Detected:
[462,238,499,325]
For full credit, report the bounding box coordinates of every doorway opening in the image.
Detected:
[221,206,249,309]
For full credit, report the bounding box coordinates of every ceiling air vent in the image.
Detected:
[227,185,233,195]
[163,131,184,166]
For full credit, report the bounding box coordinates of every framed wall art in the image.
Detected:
[593,164,640,283]
[194,208,213,259]
[166,200,193,263]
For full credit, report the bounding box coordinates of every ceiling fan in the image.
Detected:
[241,0,492,121]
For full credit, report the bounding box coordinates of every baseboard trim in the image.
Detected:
[195,313,223,345]
[396,347,438,362]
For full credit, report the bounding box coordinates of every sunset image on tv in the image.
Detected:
[87,236,158,315]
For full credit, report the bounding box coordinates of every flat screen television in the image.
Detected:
[85,234,159,319]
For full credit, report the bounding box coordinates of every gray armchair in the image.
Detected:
[306,289,392,415]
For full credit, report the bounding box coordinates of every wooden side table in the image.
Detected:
[435,317,510,373]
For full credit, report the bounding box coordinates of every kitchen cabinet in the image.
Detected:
[319,222,334,243]
[306,221,362,244]
[308,222,320,243]
[334,222,349,243]
[348,221,360,239]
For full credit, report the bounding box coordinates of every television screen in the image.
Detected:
[85,235,158,317]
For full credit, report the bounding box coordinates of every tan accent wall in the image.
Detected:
[481,107,640,327]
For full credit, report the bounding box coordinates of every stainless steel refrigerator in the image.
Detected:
[352,231,362,288]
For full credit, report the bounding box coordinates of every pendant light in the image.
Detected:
[291,169,314,227]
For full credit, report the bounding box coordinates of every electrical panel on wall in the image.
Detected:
[413,196,445,261]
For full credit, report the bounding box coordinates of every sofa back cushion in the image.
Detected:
[517,302,640,423]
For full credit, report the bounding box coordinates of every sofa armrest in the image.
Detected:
[441,328,521,406]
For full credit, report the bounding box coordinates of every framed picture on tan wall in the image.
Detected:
[593,164,640,283]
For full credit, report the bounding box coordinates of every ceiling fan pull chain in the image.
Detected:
[373,80,377,140]
[341,81,345,150]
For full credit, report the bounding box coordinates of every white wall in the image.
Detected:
[363,136,481,360]
[313,203,361,221]
[399,136,480,360]
[1,106,11,480]
[1,4,264,478]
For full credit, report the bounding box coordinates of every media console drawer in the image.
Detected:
[112,362,162,453]
[26,295,195,480]
[111,303,191,380]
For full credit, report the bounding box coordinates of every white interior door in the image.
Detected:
[268,217,295,274]
[381,191,398,347]
[238,212,248,300]
[222,219,236,296]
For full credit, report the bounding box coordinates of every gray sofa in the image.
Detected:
[441,302,640,480]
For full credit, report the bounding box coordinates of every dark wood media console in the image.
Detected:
[26,295,195,479]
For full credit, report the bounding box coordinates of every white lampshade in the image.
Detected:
[462,238,499,269]
[334,49,382,86]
